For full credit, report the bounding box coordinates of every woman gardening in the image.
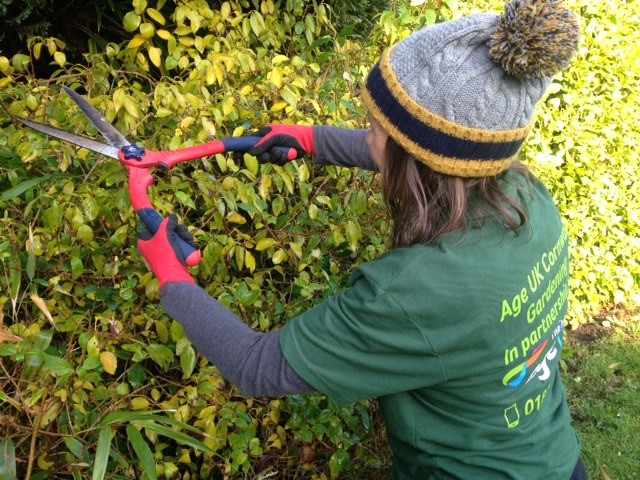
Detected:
[138,0,586,478]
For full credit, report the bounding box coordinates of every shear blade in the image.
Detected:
[62,85,131,149]
[17,117,121,159]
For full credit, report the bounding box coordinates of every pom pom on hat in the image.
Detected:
[489,0,580,79]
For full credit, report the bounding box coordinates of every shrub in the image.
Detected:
[0,0,637,478]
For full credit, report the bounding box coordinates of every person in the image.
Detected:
[137,0,587,478]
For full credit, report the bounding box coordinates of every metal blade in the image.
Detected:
[62,85,130,149]
[17,117,120,159]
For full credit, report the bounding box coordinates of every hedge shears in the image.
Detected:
[18,86,294,266]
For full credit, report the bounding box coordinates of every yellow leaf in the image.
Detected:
[206,65,216,85]
[222,177,235,190]
[123,96,140,118]
[140,22,155,39]
[100,351,117,375]
[298,163,309,182]
[133,0,147,15]
[221,2,231,19]
[235,246,244,270]
[146,7,166,25]
[53,51,66,67]
[270,67,283,88]
[155,107,173,117]
[26,95,38,111]
[244,154,258,176]
[201,117,216,137]
[47,38,57,56]
[194,36,204,54]
[180,116,195,130]
[0,56,11,75]
[281,85,298,108]
[0,328,22,344]
[271,249,288,265]
[256,238,277,251]
[33,43,43,60]
[37,454,55,470]
[272,54,289,65]
[30,293,54,326]
[127,36,146,50]
[308,203,318,220]
[259,174,272,200]
[213,64,224,85]
[174,26,192,36]
[148,46,162,67]
[222,96,235,116]
[131,397,150,410]
[156,29,172,40]
[245,250,256,273]
[289,242,303,258]
[227,212,246,224]
[270,101,288,112]
[281,171,294,194]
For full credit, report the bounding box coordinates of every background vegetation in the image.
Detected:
[0,0,638,478]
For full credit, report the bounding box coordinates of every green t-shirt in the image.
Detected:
[280,174,581,479]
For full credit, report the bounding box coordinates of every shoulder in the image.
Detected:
[348,244,453,294]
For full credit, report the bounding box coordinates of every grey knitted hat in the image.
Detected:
[363,0,580,177]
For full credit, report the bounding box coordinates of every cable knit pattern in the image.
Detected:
[362,0,579,177]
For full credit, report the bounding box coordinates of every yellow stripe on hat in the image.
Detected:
[363,87,517,177]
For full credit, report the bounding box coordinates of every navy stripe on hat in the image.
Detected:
[365,62,526,162]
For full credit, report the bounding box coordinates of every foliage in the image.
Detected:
[564,315,640,479]
[458,0,640,327]
[0,1,395,478]
[0,0,128,79]
[319,0,390,39]
[0,0,638,478]
[0,0,52,40]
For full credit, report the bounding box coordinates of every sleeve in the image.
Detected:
[313,126,378,171]
[160,282,315,397]
[279,263,447,406]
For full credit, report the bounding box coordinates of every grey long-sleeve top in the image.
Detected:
[160,127,375,397]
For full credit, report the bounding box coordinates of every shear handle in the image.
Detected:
[120,137,296,169]
[128,167,201,267]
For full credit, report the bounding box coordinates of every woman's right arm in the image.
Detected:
[313,127,377,171]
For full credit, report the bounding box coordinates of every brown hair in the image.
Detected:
[382,137,531,249]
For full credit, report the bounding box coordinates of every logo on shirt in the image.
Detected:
[496,229,569,428]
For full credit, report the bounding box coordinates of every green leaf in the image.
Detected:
[92,427,113,480]
[0,175,52,202]
[135,420,214,454]
[123,12,142,32]
[97,411,202,434]
[329,448,351,478]
[127,364,148,389]
[43,353,74,376]
[145,344,174,371]
[179,344,197,379]
[0,439,17,480]
[64,437,85,459]
[126,425,158,480]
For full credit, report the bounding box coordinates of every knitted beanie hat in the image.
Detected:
[363,0,580,177]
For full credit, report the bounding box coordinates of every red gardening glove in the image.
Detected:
[138,214,196,289]
[248,124,315,165]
